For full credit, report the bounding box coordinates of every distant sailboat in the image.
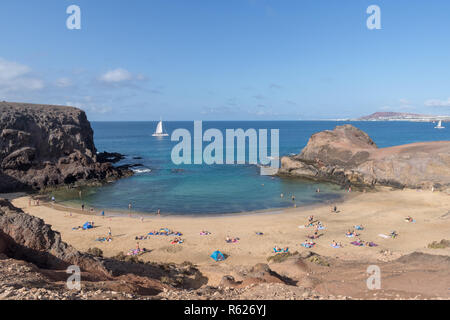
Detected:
[152,119,169,137]
[435,120,445,129]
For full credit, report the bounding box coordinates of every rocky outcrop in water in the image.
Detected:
[0,102,132,193]
[279,124,450,190]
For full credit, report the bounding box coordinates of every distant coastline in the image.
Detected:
[333,111,450,122]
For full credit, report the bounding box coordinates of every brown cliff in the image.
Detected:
[0,102,132,192]
[279,124,450,190]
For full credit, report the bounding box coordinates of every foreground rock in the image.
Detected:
[0,102,132,193]
[279,124,450,190]
[0,199,207,298]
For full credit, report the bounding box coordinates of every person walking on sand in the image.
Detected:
[81,203,85,211]
[157,209,161,216]
[108,227,112,237]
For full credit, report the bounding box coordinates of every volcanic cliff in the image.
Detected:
[0,102,132,193]
[278,124,450,190]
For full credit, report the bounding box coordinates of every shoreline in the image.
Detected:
[37,191,354,220]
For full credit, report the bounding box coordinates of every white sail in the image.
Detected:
[155,120,163,134]
[435,120,445,129]
[152,119,169,136]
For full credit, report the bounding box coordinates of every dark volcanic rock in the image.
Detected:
[279,124,450,190]
[0,102,132,192]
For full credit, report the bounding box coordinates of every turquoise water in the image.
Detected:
[59,121,450,215]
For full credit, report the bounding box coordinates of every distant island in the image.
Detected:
[352,112,450,122]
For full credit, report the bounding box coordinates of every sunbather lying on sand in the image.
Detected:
[273,246,289,253]
[404,216,415,223]
[200,230,211,235]
[331,240,342,248]
[171,237,184,244]
[389,231,398,238]
[345,230,359,237]
[225,236,239,243]
[302,240,316,248]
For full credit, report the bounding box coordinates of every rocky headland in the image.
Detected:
[0,102,132,193]
[279,124,450,191]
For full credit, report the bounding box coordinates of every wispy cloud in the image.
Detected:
[55,77,73,88]
[425,98,450,108]
[269,83,282,89]
[0,57,44,94]
[98,68,147,86]
[252,94,265,100]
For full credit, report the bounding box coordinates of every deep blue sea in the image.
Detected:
[57,121,450,215]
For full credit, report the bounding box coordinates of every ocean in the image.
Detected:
[56,121,450,215]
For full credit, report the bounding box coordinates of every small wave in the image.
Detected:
[132,168,152,174]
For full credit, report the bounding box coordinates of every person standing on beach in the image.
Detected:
[81,203,85,211]
[128,203,132,210]
[157,209,161,216]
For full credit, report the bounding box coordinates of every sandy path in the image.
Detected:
[6,189,450,271]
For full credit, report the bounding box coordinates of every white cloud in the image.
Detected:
[55,77,73,88]
[99,68,134,83]
[0,57,44,93]
[425,98,450,108]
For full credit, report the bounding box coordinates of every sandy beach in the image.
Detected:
[4,189,449,285]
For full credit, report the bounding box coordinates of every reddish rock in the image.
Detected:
[279,125,450,190]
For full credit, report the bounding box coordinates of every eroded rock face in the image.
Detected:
[0,199,207,296]
[0,102,132,192]
[0,198,106,273]
[279,124,450,190]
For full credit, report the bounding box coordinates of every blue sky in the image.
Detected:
[1,0,449,120]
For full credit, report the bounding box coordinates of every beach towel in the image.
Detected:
[301,243,315,248]
[350,241,364,246]
[273,248,289,253]
[354,225,364,230]
[368,242,378,247]
[82,222,93,230]
[378,234,390,239]
[211,250,225,261]
[127,248,146,256]
[317,226,326,230]
[96,237,112,242]
[331,244,341,248]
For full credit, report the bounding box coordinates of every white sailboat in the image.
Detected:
[152,119,169,137]
[434,120,445,129]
